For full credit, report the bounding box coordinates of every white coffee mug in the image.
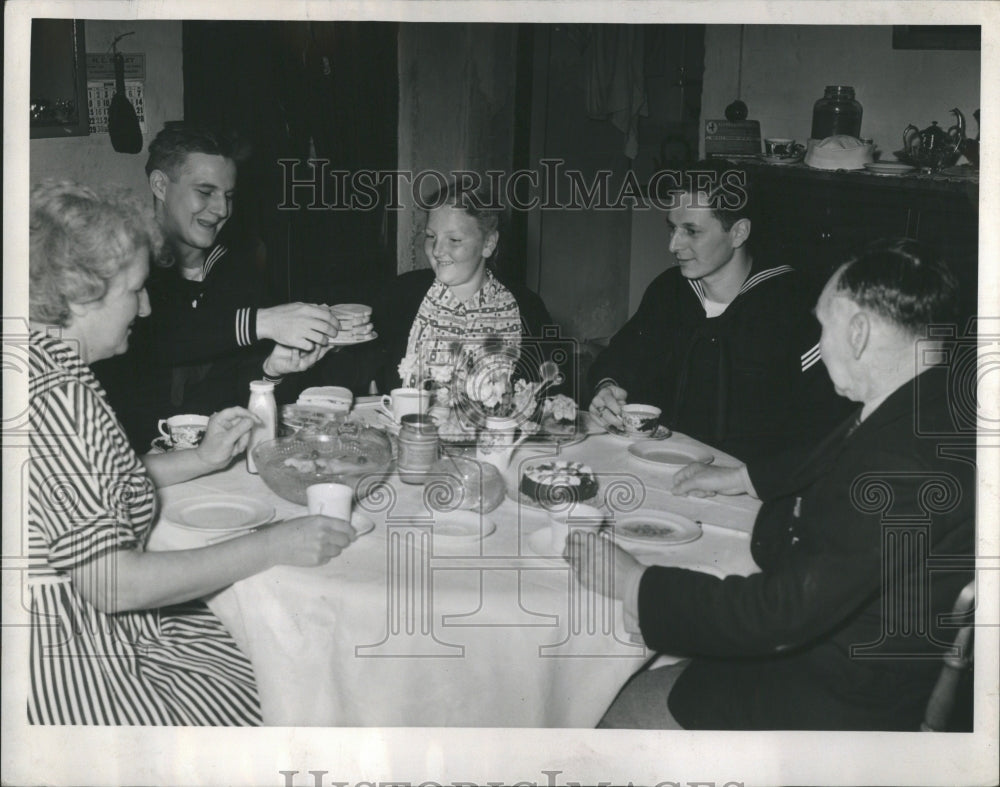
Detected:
[306,482,354,521]
[157,414,209,448]
[379,387,427,422]
[548,502,605,553]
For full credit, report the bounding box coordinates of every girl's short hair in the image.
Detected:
[29,180,161,327]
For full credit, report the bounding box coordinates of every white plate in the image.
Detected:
[162,495,275,532]
[610,511,702,546]
[627,442,713,468]
[864,162,916,176]
[329,330,378,346]
[351,510,376,536]
[430,510,496,542]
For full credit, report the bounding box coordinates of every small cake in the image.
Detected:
[520,460,598,505]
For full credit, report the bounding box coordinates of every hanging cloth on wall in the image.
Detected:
[108,33,143,153]
[578,25,649,159]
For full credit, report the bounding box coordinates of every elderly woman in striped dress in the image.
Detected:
[27,181,357,725]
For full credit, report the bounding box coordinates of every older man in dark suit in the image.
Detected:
[568,238,975,730]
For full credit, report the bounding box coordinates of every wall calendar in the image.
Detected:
[86,80,146,135]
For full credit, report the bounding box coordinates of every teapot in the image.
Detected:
[899,108,966,171]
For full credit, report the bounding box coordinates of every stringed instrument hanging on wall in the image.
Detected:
[108,32,143,154]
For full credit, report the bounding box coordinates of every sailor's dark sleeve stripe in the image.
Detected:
[801,342,822,371]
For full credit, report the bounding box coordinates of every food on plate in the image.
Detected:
[519,460,598,505]
[281,453,371,475]
[620,521,680,540]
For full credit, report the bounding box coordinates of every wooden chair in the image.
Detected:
[921,580,976,732]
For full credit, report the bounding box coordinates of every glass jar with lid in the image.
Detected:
[811,86,863,139]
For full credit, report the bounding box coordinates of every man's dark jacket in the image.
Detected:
[638,366,975,730]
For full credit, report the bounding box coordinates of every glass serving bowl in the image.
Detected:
[251,424,393,505]
[426,454,506,514]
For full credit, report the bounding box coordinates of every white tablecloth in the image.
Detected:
[148,414,761,727]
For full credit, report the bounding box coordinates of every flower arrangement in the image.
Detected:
[397,341,573,444]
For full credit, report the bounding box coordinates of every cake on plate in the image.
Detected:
[519,460,598,505]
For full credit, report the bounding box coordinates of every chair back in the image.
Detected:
[921,580,976,732]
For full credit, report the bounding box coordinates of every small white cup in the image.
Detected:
[306,482,354,521]
[548,502,605,553]
[157,414,209,448]
[379,387,428,423]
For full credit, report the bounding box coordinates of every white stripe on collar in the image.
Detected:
[739,264,795,294]
[687,264,794,309]
[202,245,228,279]
[801,341,822,371]
[688,278,707,308]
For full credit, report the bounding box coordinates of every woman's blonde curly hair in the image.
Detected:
[29,180,162,327]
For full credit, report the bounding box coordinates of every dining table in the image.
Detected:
[147,403,762,727]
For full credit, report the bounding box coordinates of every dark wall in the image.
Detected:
[182,21,399,306]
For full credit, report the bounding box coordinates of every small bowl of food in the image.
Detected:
[252,424,393,504]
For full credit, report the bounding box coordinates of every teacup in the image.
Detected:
[331,303,373,335]
[379,387,428,423]
[621,404,662,437]
[764,138,798,157]
[549,502,606,553]
[157,414,209,448]
[306,482,354,521]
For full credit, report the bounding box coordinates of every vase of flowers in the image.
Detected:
[398,341,567,473]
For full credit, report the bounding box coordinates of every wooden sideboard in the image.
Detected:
[738,161,980,325]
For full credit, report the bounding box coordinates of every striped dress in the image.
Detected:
[27,331,261,725]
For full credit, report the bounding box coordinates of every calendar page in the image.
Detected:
[87,80,146,135]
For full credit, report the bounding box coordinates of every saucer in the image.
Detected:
[864,162,916,176]
[348,510,375,536]
[150,436,174,453]
[329,330,378,346]
[606,424,672,441]
[760,153,804,165]
[430,510,496,542]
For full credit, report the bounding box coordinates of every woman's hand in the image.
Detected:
[264,515,357,567]
[564,530,644,601]
[589,383,627,430]
[262,342,334,378]
[194,407,260,470]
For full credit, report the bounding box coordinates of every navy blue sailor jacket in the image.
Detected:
[587,259,852,463]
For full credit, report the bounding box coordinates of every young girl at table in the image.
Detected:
[26,181,357,725]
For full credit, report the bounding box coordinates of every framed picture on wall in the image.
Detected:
[892,25,981,50]
[30,19,90,138]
